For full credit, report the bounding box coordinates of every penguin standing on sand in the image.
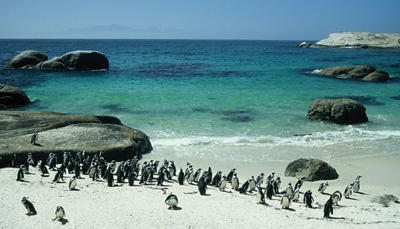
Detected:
[53,167,64,182]
[198,176,207,195]
[16,165,25,181]
[53,206,65,221]
[231,173,239,191]
[165,193,179,209]
[226,168,236,183]
[69,176,77,190]
[128,171,136,186]
[117,162,125,183]
[211,171,222,186]
[294,177,305,191]
[107,171,114,187]
[265,180,274,200]
[324,195,334,218]
[239,179,249,194]
[256,187,265,204]
[21,197,37,215]
[37,160,49,176]
[219,175,228,192]
[285,182,294,199]
[331,190,342,205]
[344,183,353,199]
[255,172,264,187]
[318,181,329,194]
[74,161,81,178]
[353,175,362,193]
[281,194,291,209]
[292,188,300,202]
[170,160,177,176]
[186,168,194,184]
[205,167,212,185]
[266,172,275,184]
[273,176,281,194]
[8,153,16,167]
[193,168,202,183]
[30,130,38,145]
[178,168,184,185]
[303,190,314,208]
[248,176,256,193]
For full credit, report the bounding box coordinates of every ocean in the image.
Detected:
[1,39,400,176]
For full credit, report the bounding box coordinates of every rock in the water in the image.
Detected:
[60,50,109,70]
[307,98,368,124]
[371,194,399,207]
[284,158,339,181]
[316,65,390,82]
[0,111,152,167]
[299,32,400,49]
[6,50,48,69]
[0,84,31,109]
[363,70,391,82]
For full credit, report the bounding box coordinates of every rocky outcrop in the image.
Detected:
[307,98,368,124]
[6,50,48,69]
[0,111,152,167]
[0,84,31,109]
[7,50,109,71]
[316,65,390,82]
[284,158,339,181]
[371,194,399,207]
[298,32,400,49]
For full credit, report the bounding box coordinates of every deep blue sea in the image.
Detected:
[1,39,400,174]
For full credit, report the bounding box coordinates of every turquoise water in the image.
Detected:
[1,39,400,168]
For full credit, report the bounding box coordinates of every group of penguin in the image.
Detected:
[10,151,363,219]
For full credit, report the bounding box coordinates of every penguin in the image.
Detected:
[30,130,38,145]
[117,162,125,183]
[255,172,264,187]
[186,168,194,184]
[168,165,175,180]
[292,188,300,202]
[128,171,136,186]
[272,176,281,194]
[27,153,35,166]
[107,171,114,187]
[324,195,334,218]
[53,167,64,183]
[88,162,97,178]
[75,152,82,164]
[198,176,207,195]
[53,206,65,221]
[353,175,362,193]
[318,181,329,194]
[205,167,212,185]
[331,190,342,205]
[256,187,265,204]
[193,168,202,183]
[48,153,56,170]
[21,197,37,215]
[239,179,249,194]
[93,165,101,181]
[294,177,305,191]
[231,173,239,191]
[285,182,294,199]
[265,180,274,200]
[219,175,228,192]
[226,168,236,183]
[281,194,291,209]
[8,152,16,167]
[211,171,222,186]
[37,160,49,176]
[157,168,165,186]
[69,176,77,190]
[16,165,25,181]
[67,159,75,174]
[178,168,184,185]
[63,152,70,166]
[165,193,179,209]
[303,190,314,208]
[74,161,81,178]
[266,172,275,183]
[248,176,256,193]
[344,183,353,199]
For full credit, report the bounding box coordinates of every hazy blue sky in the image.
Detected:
[1,0,399,40]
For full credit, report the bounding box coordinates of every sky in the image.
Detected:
[1,0,400,40]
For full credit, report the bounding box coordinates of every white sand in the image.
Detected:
[1,155,399,229]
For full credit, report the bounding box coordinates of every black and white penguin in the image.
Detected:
[294,177,305,191]
[281,194,291,209]
[21,197,37,215]
[16,165,25,181]
[168,165,175,180]
[205,167,212,185]
[255,172,264,187]
[256,187,265,204]
[266,172,275,184]
[128,171,136,186]
[248,176,256,193]
[226,168,236,183]
[239,179,249,194]
[8,152,16,167]
[92,165,101,181]
[324,195,334,218]
[74,161,81,178]
[170,160,177,176]
[157,168,165,186]
[53,167,64,183]
[285,182,294,199]
[231,173,239,191]
[88,162,97,178]
[30,130,38,145]
[186,168,194,184]
[318,181,329,194]
[37,160,49,176]
[331,190,342,205]
[198,176,207,195]
[107,171,114,187]
[353,175,362,193]
[273,176,281,194]
[165,193,179,209]
[117,162,125,183]
[193,168,202,183]
[344,183,353,199]
[27,153,35,167]
[265,180,274,200]
[69,176,77,190]
[292,188,300,202]
[219,175,228,192]
[178,168,185,185]
[53,206,65,221]
[211,171,222,186]
[303,190,314,208]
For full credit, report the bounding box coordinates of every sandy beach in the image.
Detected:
[1,152,399,229]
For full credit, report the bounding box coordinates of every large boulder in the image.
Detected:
[6,50,48,69]
[0,84,30,109]
[284,158,339,181]
[317,65,390,82]
[0,111,152,167]
[307,98,368,124]
[371,194,399,207]
[363,70,391,82]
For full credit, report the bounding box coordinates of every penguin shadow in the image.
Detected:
[354,191,368,195]
[32,143,43,147]
[54,218,69,225]
[26,212,36,216]
[344,197,359,201]
[70,188,81,191]
[321,192,331,196]
[257,202,270,207]
[200,193,211,196]
[18,180,30,183]
[41,174,50,177]
[325,216,346,220]
[282,207,296,211]
[168,206,182,211]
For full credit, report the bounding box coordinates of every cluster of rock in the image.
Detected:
[298,32,400,49]
[0,111,152,167]
[284,158,339,181]
[316,65,390,82]
[6,50,109,71]
[0,84,31,109]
